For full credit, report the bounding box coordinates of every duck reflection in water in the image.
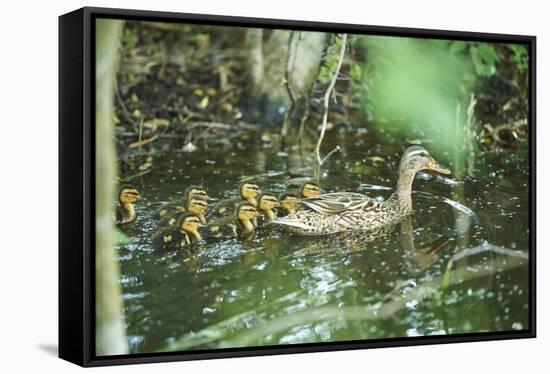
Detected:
[289,215,448,277]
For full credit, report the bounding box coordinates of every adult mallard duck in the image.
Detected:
[156,186,208,220]
[212,181,261,216]
[152,212,202,251]
[256,193,279,224]
[115,184,141,224]
[207,202,259,238]
[158,198,208,226]
[273,146,451,236]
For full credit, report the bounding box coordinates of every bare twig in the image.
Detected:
[314,34,347,182]
[128,135,158,148]
[321,145,341,164]
[465,94,477,177]
[186,121,256,130]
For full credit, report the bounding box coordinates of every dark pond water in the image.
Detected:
[117,131,530,353]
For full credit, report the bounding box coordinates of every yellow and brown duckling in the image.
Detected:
[295,181,321,198]
[152,212,203,251]
[256,192,279,224]
[207,202,259,238]
[159,198,208,226]
[212,181,261,216]
[275,183,319,217]
[278,193,300,216]
[156,186,209,223]
[115,184,141,224]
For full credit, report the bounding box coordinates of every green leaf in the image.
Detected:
[115,229,132,245]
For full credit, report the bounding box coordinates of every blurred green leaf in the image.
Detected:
[115,229,132,245]
[360,36,474,156]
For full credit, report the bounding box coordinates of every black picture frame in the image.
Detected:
[59,6,536,367]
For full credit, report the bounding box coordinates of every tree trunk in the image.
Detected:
[95,18,128,356]
[243,30,326,125]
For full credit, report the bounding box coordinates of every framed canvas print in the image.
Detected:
[59,7,536,367]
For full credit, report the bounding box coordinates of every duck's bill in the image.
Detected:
[428,159,451,175]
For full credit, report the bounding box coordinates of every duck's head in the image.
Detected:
[239,182,261,200]
[186,198,207,216]
[257,193,279,212]
[118,184,141,205]
[300,182,321,198]
[185,186,209,202]
[236,202,259,222]
[177,213,202,236]
[399,146,451,176]
[279,193,300,212]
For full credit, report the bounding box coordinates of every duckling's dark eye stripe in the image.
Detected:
[247,186,260,190]
[124,191,140,196]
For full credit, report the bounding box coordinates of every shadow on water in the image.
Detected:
[116,132,529,353]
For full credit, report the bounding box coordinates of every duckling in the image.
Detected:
[212,181,261,216]
[207,202,259,238]
[158,198,208,226]
[256,193,279,224]
[152,212,202,251]
[275,183,318,217]
[115,184,141,224]
[278,193,300,216]
[295,181,321,198]
[156,186,208,220]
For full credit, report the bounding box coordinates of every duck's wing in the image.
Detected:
[301,192,374,215]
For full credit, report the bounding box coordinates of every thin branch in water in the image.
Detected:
[321,145,341,164]
[314,34,348,182]
[167,249,524,350]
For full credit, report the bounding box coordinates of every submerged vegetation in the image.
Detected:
[95,19,530,355]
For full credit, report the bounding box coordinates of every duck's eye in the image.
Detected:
[410,150,429,158]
